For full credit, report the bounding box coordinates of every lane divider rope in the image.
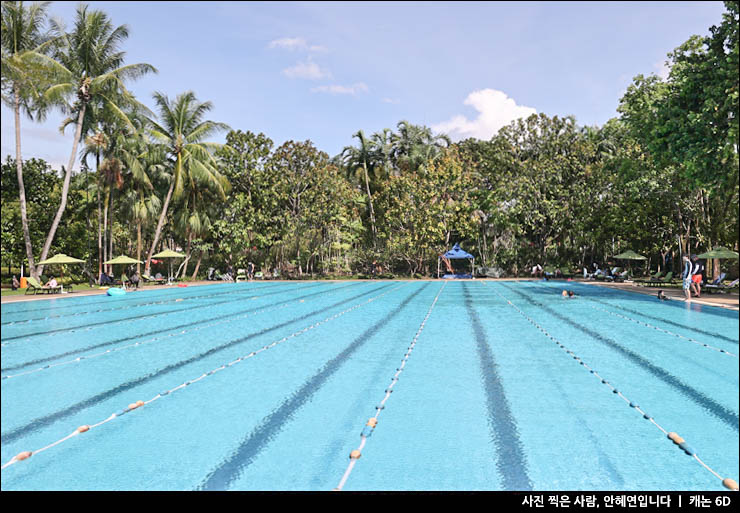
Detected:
[0,282,410,472]
[479,280,738,492]
[333,281,446,491]
[1,283,364,380]
[0,283,290,325]
[527,282,736,358]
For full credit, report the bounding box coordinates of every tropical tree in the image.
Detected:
[1,0,55,279]
[341,130,378,245]
[144,90,230,274]
[36,3,156,275]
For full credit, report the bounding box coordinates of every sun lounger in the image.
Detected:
[142,274,167,285]
[642,271,674,287]
[24,276,62,295]
[705,278,739,294]
[236,269,247,282]
[255,271,264,280]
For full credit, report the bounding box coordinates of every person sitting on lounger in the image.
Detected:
[99,272,113,285]
[130,271,140,289]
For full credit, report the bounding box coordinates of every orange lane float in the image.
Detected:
[15,451,32,461]
[349,450,362,460]
[723,478,739,491]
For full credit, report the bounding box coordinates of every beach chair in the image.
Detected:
[25,276,61,295]
[643,271,673,287]
[142,273,167,285]
[255,271,264,280]
[635,271,663,285]
[236,269,247,282]
[705,277,738,294]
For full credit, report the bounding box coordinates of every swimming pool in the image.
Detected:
[1,280,737,490]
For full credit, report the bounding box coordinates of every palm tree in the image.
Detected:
[392,120,450,174]
[1,1,55,279]
[144,90,230,274]
[341,130,378,245]
[36,3,156,276]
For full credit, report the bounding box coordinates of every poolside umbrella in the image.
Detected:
[612,250,647,260]
[103,255,143,284]
[696,247,738,280]
[152,249,185,282]
[696,247,739,259]
[612,250,647,276]
[36,254,85,284]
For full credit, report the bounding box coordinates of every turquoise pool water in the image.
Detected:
[1,280,737,491]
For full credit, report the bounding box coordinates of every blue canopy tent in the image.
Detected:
[438,243,475,279]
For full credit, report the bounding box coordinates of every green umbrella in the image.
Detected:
[152,249,185,282]
[613,250,647,260]
[696,247,739,259]
[152,249,185,259]
[104,255,143,265]
[36,253,85,265]
[36,253,86,285]
[102,255,142,287]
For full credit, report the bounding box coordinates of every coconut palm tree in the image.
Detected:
[341,130,378,245]
[143,90,230,274]
[36,3,156,276]
[1,0,56,279]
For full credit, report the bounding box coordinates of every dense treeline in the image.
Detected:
[1,1,738,283]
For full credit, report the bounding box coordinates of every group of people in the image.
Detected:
[99,269,141,289]
[681,254,705,300]
[10,274,57,290]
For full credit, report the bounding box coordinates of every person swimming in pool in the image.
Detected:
[657,290,669,301]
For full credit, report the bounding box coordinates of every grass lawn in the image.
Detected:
[1,283,104,297]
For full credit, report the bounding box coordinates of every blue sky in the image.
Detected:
[0,1,728,171]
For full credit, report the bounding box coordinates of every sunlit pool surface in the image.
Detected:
[1,280,737,490]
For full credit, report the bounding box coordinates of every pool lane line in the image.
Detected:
[1,281,244,316]
[0,282,398,445]
[586,293,738,345]
[524,282,738,359]
[1,282,367,379]
[334,282,446,491]
[0,282,355,374]
[0,282,325,344]
[0,282,412,473]
[196,281,427,491]
[0,282,292,325]
[497,282,740,432]
[483,281,739,492]
[463,281,533,491]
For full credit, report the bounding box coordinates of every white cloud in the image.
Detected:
[282,59,331,80]
[654,59,671,80]
[381,97,400,104]
[432,88,537,141]
[310,83,369,95]
[269,37,327,53]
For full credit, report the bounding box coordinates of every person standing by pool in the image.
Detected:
[11,275,20,290]
[690,255,704,298]
[247,262,255,281]
[681,255,693,301]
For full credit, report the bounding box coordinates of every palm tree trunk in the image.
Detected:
[97,153,102,279]
[191,250,203,280]
[38,103,86,277]
[362,161,377,247]
[14,86,37,280]
[137,220,142,275]
[108,186,114,267]
[146,177,175,274]
[103,188,109,273]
